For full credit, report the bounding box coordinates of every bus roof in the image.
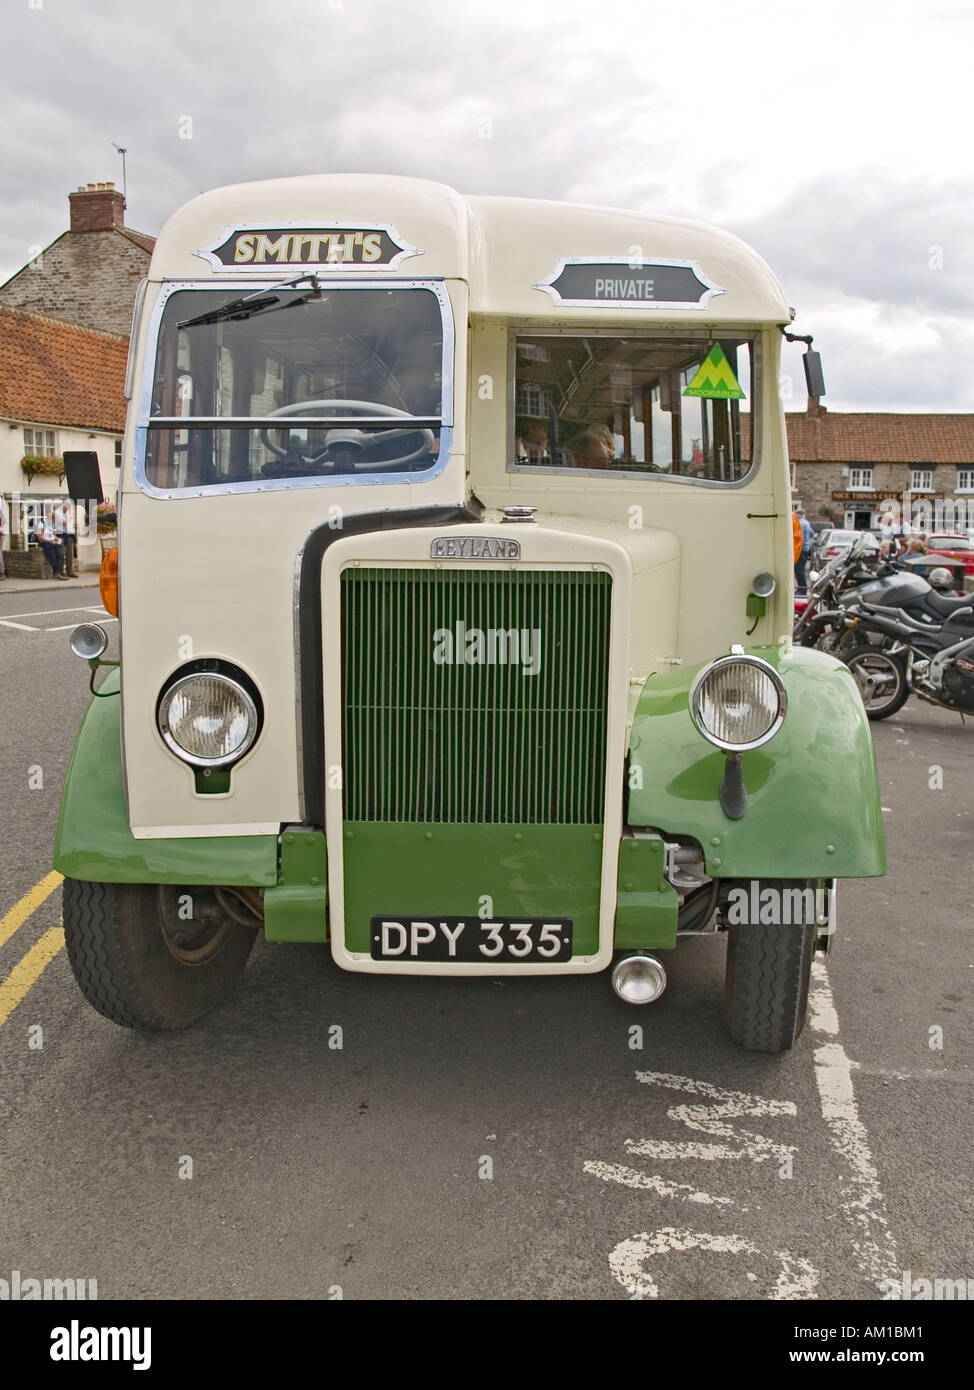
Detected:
[148,173,792,325]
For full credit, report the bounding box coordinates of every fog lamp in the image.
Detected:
[70,623,108,661]
[611,954,667,1005]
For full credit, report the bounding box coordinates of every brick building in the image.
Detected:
[0,182,154,337]
[788,399,974,532]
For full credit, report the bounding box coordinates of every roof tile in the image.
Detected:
[0,307,127,433]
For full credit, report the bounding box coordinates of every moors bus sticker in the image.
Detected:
[193,223,423,272]
[431,536,521,560]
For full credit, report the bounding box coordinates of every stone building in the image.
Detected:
[0,182,154,337]
[0,181,155,574]
[788,399,974,533]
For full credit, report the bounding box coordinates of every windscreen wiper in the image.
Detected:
[177,273,322,329]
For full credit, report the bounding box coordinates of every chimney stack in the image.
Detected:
[69,181,126,233]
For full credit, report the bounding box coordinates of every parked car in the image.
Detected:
[814,529,880,568]
[925,533,974,577]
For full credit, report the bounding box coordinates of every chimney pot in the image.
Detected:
[69,181,127,232]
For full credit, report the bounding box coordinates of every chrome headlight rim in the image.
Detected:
[689,653,788,753]
[157,664,262,769]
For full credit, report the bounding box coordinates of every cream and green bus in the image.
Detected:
[54,175,885,1051]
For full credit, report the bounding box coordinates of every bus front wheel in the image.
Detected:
[62,879,256,1030]
[722,880,817,1053]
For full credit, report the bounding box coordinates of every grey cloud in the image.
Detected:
[0,0,971,411]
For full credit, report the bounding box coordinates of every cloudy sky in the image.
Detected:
[1,0,971,411]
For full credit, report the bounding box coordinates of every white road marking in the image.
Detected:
[851,1065,959,1081]
[609,1227,819,1301]
[583,1161,732,1206]
[809,958,899,1289]
[628,1072,797,1164]
[0,607,116,634]
[0,604,103,621]
[588,984,898,1299]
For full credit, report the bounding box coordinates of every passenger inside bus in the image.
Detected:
[512,334,751,482]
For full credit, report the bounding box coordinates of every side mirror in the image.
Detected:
[803,349,826,399]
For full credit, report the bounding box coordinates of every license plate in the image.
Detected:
[370,917,573,962]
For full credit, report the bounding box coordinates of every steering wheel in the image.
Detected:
[259,399,435,473]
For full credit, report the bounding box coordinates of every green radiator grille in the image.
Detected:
[341,567,612,823]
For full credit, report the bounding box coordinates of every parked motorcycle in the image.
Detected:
[794,540,897,651]
[796,539,967,656]
[840,601,974,719]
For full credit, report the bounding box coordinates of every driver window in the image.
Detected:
[145,287,445,489]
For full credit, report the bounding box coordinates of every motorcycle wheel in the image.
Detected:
[844,643,909,719]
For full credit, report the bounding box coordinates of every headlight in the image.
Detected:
[689,653,787,752]
[157,669,260,767]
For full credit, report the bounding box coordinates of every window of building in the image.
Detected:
[115,439,122,469]
[515,381,553,419]
[23,428,57,457]
[789,460,797,490]
[957,468,973,492]
[910,468,933,491]
[849,466,873,491]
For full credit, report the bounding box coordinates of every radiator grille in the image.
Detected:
[341,567,611,823]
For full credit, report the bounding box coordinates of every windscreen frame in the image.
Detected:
[133,277,456,499]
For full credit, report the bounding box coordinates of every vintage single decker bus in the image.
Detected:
[54,175,885,1051]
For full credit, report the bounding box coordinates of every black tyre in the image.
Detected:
[844,642,909,719]
[62,879,256,1030]
[723,879,817,1053]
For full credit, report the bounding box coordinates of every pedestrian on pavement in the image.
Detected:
[0,496,7,579]
[55,500,79,578]
[793,509,812,595]
[34,515,68,579]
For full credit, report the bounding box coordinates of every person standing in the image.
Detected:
[0,496,7,580]
[55,500,78,578]
[792,511,805,593]
[794,509,814,594]
[34,515,68,579]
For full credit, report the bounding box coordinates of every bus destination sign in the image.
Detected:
[534,257,725,309]
[193,223,423,272]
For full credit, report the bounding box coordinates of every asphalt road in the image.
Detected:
[0,589,971,1301]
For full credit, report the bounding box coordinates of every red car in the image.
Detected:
[925,533,974,577]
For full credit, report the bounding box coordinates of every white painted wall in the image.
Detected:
[1,419,119,564]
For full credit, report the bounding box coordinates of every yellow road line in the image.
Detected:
[0,871,64,951]
[0,928,65,1028]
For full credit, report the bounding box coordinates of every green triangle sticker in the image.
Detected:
[683,345,745,399]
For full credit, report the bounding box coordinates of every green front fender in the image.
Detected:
[628,644,886,879]
[53,668,279,886]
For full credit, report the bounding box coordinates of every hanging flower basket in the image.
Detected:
[96,500,117,535]
[21,454,66,486]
